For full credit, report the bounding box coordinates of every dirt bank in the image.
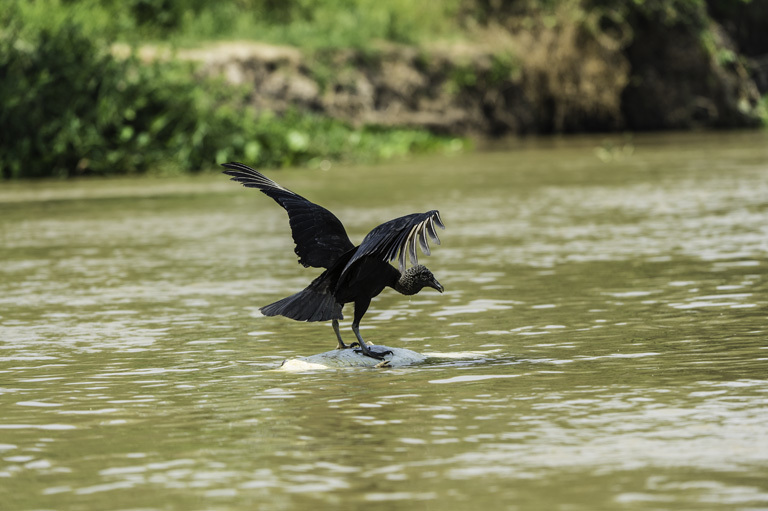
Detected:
[182,21,762,136]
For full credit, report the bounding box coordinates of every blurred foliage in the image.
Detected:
[0,19,183,178]
[4,0,463,48]
[0,2,464,179]
[462,0,713,34]
[759,95,768,127]
[706,0,768,56]
[461,0,768,127]
[1,0,764,178]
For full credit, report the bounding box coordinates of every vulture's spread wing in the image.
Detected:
[342,210,445,276]
[222,162,355,269]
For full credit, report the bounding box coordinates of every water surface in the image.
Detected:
[1,131,767,510]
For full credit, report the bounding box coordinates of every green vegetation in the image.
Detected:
[0,1,464,179]
[759,95,768,126]
[1,0,765,179]
[5,0,463,49]
[0,20,459,178]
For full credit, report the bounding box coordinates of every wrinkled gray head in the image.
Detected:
[399,264,444,295]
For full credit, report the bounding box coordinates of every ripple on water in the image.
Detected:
[670,293,756,309]
[430,299,518,317]
[3,134,768,510]
[429,374,521,384]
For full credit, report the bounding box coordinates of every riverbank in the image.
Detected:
[162,0,768,136]
[174,22,763,138]
[2,0,767,179]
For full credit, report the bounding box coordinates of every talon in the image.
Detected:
[221,165,446,370]
[354,348,392,361]
[375,360,391,368]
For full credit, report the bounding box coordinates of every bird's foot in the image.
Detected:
[354,347,393,361]
[374,360,391,369]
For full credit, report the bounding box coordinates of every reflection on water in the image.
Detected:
[1,132,767,510]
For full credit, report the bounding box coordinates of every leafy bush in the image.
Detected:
[0,20,201,178]
[5,0,461,48]
[0,16,461,179]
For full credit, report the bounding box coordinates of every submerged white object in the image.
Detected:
[280,345,426,371]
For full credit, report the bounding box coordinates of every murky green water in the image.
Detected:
[2,131,767,510]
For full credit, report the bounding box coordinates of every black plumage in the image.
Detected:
[222,162,445,359]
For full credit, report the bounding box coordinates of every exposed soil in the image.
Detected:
[179,22,762,137]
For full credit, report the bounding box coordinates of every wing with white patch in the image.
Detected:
[342,210,445,276]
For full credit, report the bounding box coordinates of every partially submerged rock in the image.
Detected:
[280,345,426,371]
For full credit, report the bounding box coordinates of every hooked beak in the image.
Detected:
[429,277,444,293]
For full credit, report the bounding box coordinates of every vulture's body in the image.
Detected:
[222,162,444,359]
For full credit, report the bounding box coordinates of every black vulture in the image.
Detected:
[222,162,445,359]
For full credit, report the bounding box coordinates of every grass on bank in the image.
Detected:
[5,0,465,49]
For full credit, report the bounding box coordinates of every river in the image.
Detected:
[1,131,767,510]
